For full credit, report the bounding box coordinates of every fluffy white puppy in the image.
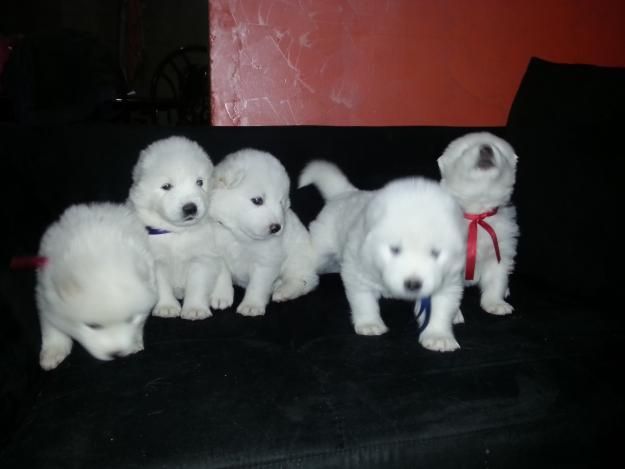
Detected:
[36,203,157,370]
[438,132,519,315]
[129,136,227,320]
[208,148,318,316]
[299,161,466,352]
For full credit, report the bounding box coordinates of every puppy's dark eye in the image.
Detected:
[86,323,104,330]
[161,183,173,191]
[251,197,264,206]
[431,248,441,259]
[390,245,401,256]
[196,179,203,187]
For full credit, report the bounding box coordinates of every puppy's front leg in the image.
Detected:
[418,282,463,352]
[237,266,278,316]
[342,277,387,336]
[152,261,182,318]
[181,257,218,320]
[40,317,73,370]
[479,258,513,315]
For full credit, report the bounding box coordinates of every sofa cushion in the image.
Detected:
[2,124,623,468]
[2,276,623,468]
[507,125,624,308]
[507,57,625,127]
[506,58,625,307]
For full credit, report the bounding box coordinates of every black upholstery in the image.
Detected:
[1,58,624,468]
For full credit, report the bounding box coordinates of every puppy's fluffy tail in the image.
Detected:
[298,160,356,200]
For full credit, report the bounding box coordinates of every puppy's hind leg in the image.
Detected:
[272,211,321,302]
[40,318,73,370]
[210,260,234,310]
[181,257,217,320]
[479,259,513,315]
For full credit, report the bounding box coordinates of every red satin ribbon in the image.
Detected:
[9,256,49,270]
[464,208,500,281]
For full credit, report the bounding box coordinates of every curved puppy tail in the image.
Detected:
[298,160,356,200]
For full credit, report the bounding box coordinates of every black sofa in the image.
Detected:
[1,58,624,468]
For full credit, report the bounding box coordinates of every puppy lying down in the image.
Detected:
[299,161,466,352]
[36,203,157,370]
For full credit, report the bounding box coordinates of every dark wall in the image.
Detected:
[2,0,207,96]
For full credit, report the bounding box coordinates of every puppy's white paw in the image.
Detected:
[481,300,514,316]
[211,282,234,310]
[453,309,465,324]
[40,344,71,370]
[419,332,460,352]
[152,303,181,318]
[237,302,266,316]
[211,295,233,310]
[181,306,212,320]
[354,321,389,336]
[272,279,307,302]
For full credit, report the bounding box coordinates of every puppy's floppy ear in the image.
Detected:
[131,152,148,183]
[490,137,518,168]
[437,150,452,176]
[496,146,519,168]
[437,155,446,174]
[214,168,245,189]
[52,272,82,302]
[364,196,385,234]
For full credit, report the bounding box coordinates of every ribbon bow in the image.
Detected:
[464,208,500,281]
[10,256,49,269]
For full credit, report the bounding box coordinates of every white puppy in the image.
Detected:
[36,203,157,370]
[438,132,519,315]
[208,148,318,316]
[299,161,466,352]
[129,136,227,320]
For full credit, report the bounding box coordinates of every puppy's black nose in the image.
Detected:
[477,144,495,169]
[269,223,282,234]
[404,278,422,292]
[182,203,197,217]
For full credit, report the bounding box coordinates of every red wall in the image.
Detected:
[209,0,625,126]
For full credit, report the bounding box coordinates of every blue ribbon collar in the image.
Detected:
[146,226,171,235]
[416,296,432,332]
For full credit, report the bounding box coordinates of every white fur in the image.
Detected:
[36,203,157,370]
[209,148,319,316]
[299,161,466,352]
[129,136,227,320]
[438,132,519,315]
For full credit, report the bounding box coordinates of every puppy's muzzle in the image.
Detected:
[404,277,422,292]
[182,202,198,219]
[477,144,495,169]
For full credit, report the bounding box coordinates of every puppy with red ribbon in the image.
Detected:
[438,132,519,316]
